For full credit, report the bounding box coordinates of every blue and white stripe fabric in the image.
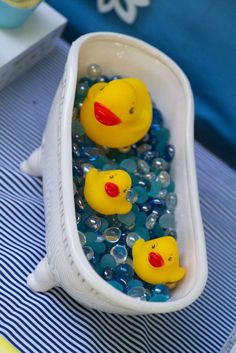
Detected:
[1,39,236,353]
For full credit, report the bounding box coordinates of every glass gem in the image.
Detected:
[137,159,150,174]
[117,211,136,226]
[148,180,162,197]
[111,75,122,80]
[137,143,152,154]
[103,227,121,243]
[94,263,103,275]
[103,266,113,280]
[166,192,177,211]
[85,232,97,245]
[158,189,168,199]
[167,181,175,193]
[72,121,85,135]
[83,246,94,261]
[140,204,151,213]
[74,194,85,211]
[87,64,102,79]
[108,280,124,292]
[159,213,175,229]
[149,284,170,302]
[127,279,143,290]
[132,186,148,204]
[145,213,158,230]
[80,163,94,175]
[152,107,163,128]
[96,75,109,82]
[120,158,137,173]
[164,229,177,239]
[126,189,138,204]
[134,226,150,241]
[118,146,131,153]
[152,158,168,172]
[78,77,93,86]
[100,218,109,232]
[127,286,147,300]
[110,245,128,264]
[125,257,134,268]
[79,232,86,246]
[85,216,102,231]
[142,151,157,163]
[155,128,170,142]
[90,253,99,265]
[75,83,89,100]
[158,171,170,188]
[90,242,106,255]
[164,144,175,162]
[100,254,117,270]
[135,212,147,227]
[114,263,134,281]
[152,222,165,237]
[142,172,156,182]
[126,232,141,248]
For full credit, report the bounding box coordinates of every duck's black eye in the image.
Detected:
[129,107,134,114]
[109,175,114,179]
[168,256,172,262]
[100,87,105,91]
[152,245,155,249]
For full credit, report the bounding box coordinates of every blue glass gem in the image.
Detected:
[114,263,134,281]
[132,186,148,204]
[152,107,163,129]
[134,226,150,241]
[148,180,162,197]
[78,77,93,86]
[100,254,117,270]
[120,158,137,173]
[127,279,143,290]
[85,232,97,245]
[117,211,136,226]
[72,121,85,135]
[111,75,122,80]
[103,266,113,280]
[75,82,89,101]
[164,144,175,162]
[159,213,175,229]
[96,75,109,82]
[90,242,106,255]
[149,284,170,302]
[108,280,124,292]
[127,286,147,300]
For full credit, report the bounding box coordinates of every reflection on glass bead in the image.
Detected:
[80,163,94,175]
[72,143,80,159]
[152,158,167,171]
[120,158,137,173]
[138,159,150,174]
[111,75,122,80]
[142,150,156,163]
[166,192,177,211]
[127,286,147,300]
[159,213,175,229]
[158,171,170,188]
[83,246,94,261]
[114,263,134,281]
[74,194,85,211]
[96,75,109,82]
[164,144,175,162]
[117,211,136,226]
[141,204,151,213]
[100,254,117,270]
[85,232,97,245]
[103,227,121,243]
[126,232,141,248]
[126,189,138,204]
[103,266,113,280]
[145,213,158,230]
[87,64,102,79]
[76,213,81,226]
[110,245,128,264]
[143,172,156,182]
[133,186,148,204]
[158,189,168,199]
[90,253,99,265]
[78,76,93,86]
[108,280,124,292]
[79,232,86,246]
[85,216,102,231]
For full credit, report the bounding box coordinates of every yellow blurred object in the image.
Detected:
[0,336,20,353]
[2,0,41,9]
[132,236,186,284]
[84,168,132,215]
[80,78,152,148]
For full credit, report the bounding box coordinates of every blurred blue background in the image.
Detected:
[47,0,236,169]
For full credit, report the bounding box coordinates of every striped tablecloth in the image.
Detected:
[1,39,236,353]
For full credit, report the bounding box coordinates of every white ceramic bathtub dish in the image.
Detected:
[21,32,208,315]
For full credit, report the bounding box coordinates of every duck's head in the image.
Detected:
[84,168,132,215]
[80,78,152,148]
[133,236,179,269]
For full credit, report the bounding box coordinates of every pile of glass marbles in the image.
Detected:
[72,64,178,302]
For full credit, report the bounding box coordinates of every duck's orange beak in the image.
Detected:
[148,252,164,268]
[94,102,121,126]
[105,182,120,197]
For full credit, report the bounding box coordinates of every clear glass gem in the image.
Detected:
[110,245,128,264]
[103,227,121,243]
[126,232,141,248]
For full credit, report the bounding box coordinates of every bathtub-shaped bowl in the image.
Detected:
[21,32,208,315]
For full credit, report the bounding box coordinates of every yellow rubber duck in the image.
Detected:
[80,78,152,148]
[132,236,186,284]
[84,168,132,215]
